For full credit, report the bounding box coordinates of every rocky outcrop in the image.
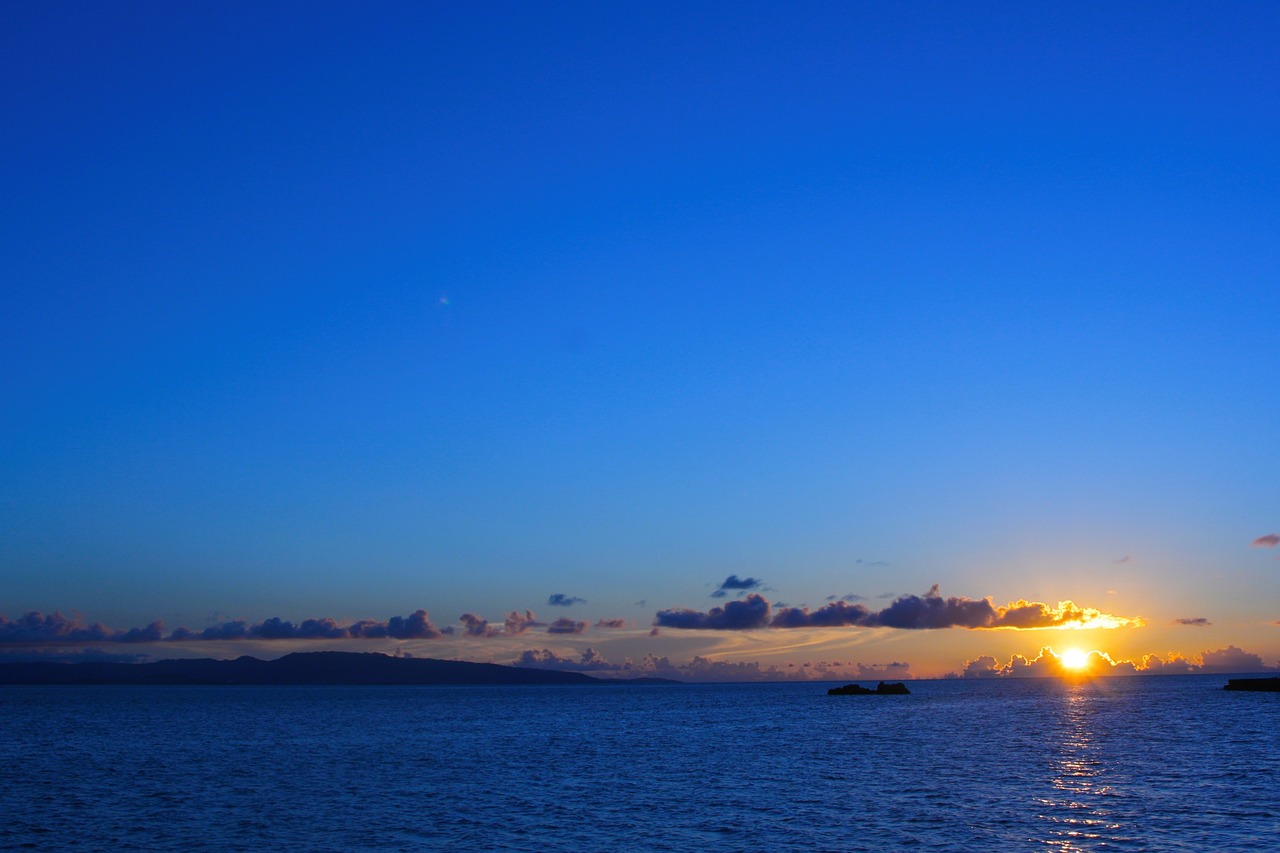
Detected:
[827,681,910,695]
[1223,676,1280,692]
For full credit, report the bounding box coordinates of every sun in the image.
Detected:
[1060,648,1091,671]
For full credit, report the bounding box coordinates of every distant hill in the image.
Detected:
[0,651,678,686]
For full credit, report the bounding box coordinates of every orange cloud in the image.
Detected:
[957,645,1274,677]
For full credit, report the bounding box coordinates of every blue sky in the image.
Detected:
[3,1,1278,678]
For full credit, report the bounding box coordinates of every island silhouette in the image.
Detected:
[0,651,677,686]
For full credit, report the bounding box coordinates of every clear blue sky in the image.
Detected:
[3,1,1278,677]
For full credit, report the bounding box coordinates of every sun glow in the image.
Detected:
[1060,648,1091,671]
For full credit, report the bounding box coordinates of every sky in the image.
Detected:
[3,1,1279,680]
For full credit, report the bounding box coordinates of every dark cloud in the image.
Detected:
[1199,645,1269,672]
[771,600,870,628]
[547,617,587,635]
[825,593,866,603]
[1174,617,1211,627]
[0,610,451,645]
[594,618,627,629]
[547,594,586,607]
[710,574,762,598]
[656,585,1139,631]
[459,613,499,637]
[0,612,124,644]
[1252,533,1280,547]
[654,593,772,630]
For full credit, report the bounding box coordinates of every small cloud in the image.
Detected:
[504,610,541,635]
[1174,617,1211,627]
[825,593,866,603]
[711,575,762,598]
[1252,534,1279,548]
[855,559,890,568]
[876,592,897,599]
[594,618,627,629]
[1113,556,1132,564]
[547,593,586,607]
[547,618,587,635]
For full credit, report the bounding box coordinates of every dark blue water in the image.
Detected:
[1,675,1276,851]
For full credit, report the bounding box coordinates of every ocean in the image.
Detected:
[1,675,1275,851]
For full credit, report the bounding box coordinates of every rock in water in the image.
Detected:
[828,681,910,695]
[1223,676,1280,692]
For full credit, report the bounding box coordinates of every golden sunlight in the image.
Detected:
[1060,648,1090,671]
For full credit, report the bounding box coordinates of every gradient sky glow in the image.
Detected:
[3,1,1279,679]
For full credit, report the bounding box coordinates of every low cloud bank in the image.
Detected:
[1,604,618,646]
[956,645,1274,678]
[511,647,912,682]
[655,585,1140,631]
[1,610,455,644]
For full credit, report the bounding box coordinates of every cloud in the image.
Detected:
[825,593,866,603]
[710,574,762,598]
[957,645,1273,677]
[1252,533,1279,547]
[654,593,772,630]
[547,594,586,607]
[594,618,627,629]
[1174,617,1211,627]
[1113,555,1132,564]
[855,661,912,678]
[512,647,914,683]
[1198,645,1269,672]
[1,610,452,645]
[657,586,1140,632]
[503,610,541,635]
[0,612,142,644]
[459,613,499,637]
[547,618,587,635]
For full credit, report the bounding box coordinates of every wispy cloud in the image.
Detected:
[710,574,763,598]
[655,585,1141,632]
[1252,533,1279,547]
[547,593,586,607]
[1173,617,1211,627]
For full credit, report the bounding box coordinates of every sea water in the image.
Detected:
[0,675,1276,851]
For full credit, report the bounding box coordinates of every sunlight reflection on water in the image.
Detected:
[0,676,1275,851]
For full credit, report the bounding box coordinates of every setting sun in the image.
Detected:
[1060,648,1091,671]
